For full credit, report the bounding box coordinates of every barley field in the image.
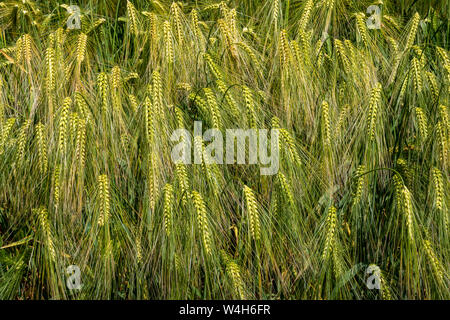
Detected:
[0,0,448,300]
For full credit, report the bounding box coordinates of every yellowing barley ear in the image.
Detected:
[163,184,174,236]
[75,118,87,170]
[148,152,159,211]
[97,72,109,115]
[110,66,122,112]
[126,0,139,35]
[355,13,368,46]
[175,162,190,205]
[335,39,350,73]
[128,94,138,113]
[170,2,184,45]
[97,174,110,226]
[279,29,290,71]
[191,191,212,255]
[204,53,223,79]
[152,70,163,116]
[243,185,260,241]
[53,165,61,208]
[402,186,415,243]
[321,101,331,149]
[322,205,337,262]
[217,80,239,117]
[436,122,447,167]
[431,167,444,212]
[36,122,48,175]
[0,118,15,155]
[366,82,382,143]
[58,97,71,155]
[75,90,89,119]
[299,0,313,31]
[411,57,422,93]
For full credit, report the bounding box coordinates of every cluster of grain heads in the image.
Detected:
[243,185,260,241]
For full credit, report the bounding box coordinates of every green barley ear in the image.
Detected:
[335,39,350,73]
[170,2,184,45]
[148,152,159,211]
[191,191,212,255]
[322,205,337,262]
[0,118,15,155]
[97,174,111,226]
[423,239,446,284]
[76,33,88,66]
[175,162,190,205]
[36,207,56,261]
[411,57,422,93]
[355,13,368,46]
[97,72,109,115]
[431,168,444,212]
[436,121,447,166]
[128,94,138,113]
[163,21,174,65]
[16,119,31,163]
[58,97,71,155]
[402,186,415,243]
[352,165,366,206]
[126,0,139,35]
[75,118,87,170]
[439,105,449,133]
[279,29,290,71]
[110,66,122,112]
[366,82,382,143]
[217,80,239,117]
[414,107,428,142]
[75,90,89,119]
[243,185,260,241]
[405,13,420,50]
[152,69,163,116]
[204,53,223,79]
[36,122,48,175]
[204,88,222,129]
[299,0,313,31]
[163,184,174,236]
[321,101,331,150]
[277,172,294,207]
[52,165,61,208]
[242,86,257,129]
[221,251,247,299]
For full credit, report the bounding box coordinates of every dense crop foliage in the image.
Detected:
[0,0,448,299]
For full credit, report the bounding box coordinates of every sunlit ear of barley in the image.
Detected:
[163,184,174,236]
[335,39,350,74]
[217,80,239,117]
[36,123,48,175]
[163,21,174,65]
[242,86,257,129]
[36,207,56,261]
[402,187,415,243]
[321,101,331,150]
[152,70,163,116]
[98,175,111,227]
[411,57,422,93]
[170,2,184,45]
[191,191,212,255]
[76,33,88,67]
[366,82,382,143]
[148,152,159,211]
[299,0,313,31]
[175,162,190,205]
[415,107,428,143]
[243,185,260,241]
[423,240,445,285]
[128,94,138,113]
[126,0,139,35]
[352,165,366,206]
[221,251,246,299]
[97,72,109,116]
[322,205,337,262]
[355,13,368,46]
[204,53,223,79]
[75,90,89,119]
[277,172,294,207]
[75,118,87,170]
[110,66,122,112]
[204,88,222,129]
[52,166,60,208]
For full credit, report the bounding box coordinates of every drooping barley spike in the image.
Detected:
[128,94,138,113]
[152,70,163,116]
[353,165,366,206]
[58,97,71,155]
[135,234,142,263]
[97,72,109,115]
[423,239,445,284]
[439,105,449,134]
[75,118,87,169]
[36,123,48,175]
[148,152,159,211]
[402,186,415,243]
[0,118,15,155]
[336,104,350,136]
[188,93,209,114]
[111,66,122,112]
[75,90,88,119]
[191,191,212,255]
[237,42,261,71]
[321,101,331,149]
[280,128,301,166]
[393,174,404,209]
[174,106,185,129]
[405,13,420,50]
[278,172,295,207]
[163,183,174,236]
[45,45,55,96]
[414,107,428,142]
[436,122,447,166]
[243,185,260,241]
[217,80,239,117]
[53,165,60,207]
[191,9,203,43]
[299,0,313,30]
[322,205,337,262]
[366,82,382,143]
[242,86,257,129]
[144,97,154,145]
[163,21,174,65]
[36,207,56,261]
[411,57,422,93]
[432,167,444,212]
[436,46,450,67]
[279,29,290,71]
[204,88,222,129]
[16,119,31,163]
[76,33,88,66]
[15,35,24,65]
[70,112,78,141]
[97,174,110,226]
[425,71,439,103]
[355,13,368,46]
[204,53,223,79]
[23,34,32,65]
[170,2,184,45]
[126,0,139,35]
[272,0,280,27]
[221,251,246,299]
[176,162,190,205]
[335,39,350,73]
[218,18,235,57]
